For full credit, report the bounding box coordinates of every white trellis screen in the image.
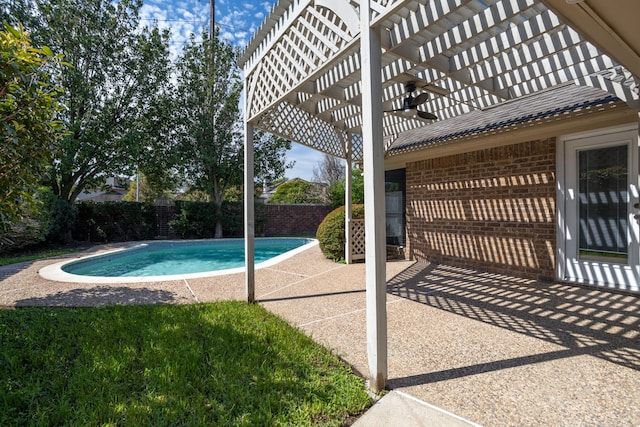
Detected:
[350,218,365,261]
[238,0,638,160]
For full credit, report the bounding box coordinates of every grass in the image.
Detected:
[0,301,372,426]
[0,249,79,267]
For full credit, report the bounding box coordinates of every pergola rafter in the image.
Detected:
[240,0,638,160]
[240,0,640,392]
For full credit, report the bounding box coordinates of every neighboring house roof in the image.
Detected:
[76,188,127,203]
[76,176,131,202]
[387,84,622,155]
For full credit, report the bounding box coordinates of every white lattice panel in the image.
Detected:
[350,219,365,261]
[256,102,346,157]
[240,0,639,162]
[245,1,361,122]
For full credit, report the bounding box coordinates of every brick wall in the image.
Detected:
[260,204,331,237]
[405,138,556,281]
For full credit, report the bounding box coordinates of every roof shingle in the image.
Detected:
[387,84,620,154]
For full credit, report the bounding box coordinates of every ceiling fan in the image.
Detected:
[384,81,438,121]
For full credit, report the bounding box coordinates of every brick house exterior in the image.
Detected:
[385,84,639,289]
[404,138,556,280]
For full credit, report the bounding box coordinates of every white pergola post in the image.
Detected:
[360,0,387,392]
[244,120,255,303]
[345,135,353,264]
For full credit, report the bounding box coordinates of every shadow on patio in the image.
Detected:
[16,286,183,307]
[386,262,640,388]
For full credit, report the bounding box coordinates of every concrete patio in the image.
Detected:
[1,243,639,426]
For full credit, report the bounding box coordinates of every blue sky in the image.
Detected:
[139,0,325,181]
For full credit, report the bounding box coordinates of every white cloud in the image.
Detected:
[137,1,315,181]
[214,0,276,47]
[285,144,327,181]
[220,30,235,42]
[138,0,209,59]
[138,0,277,49]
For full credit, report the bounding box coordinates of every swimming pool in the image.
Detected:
[39,238,317,283]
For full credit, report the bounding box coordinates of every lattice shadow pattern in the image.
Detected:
[387,262,640,372]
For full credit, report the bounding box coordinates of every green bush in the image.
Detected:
[221,202,244,237]
[328,169,364,209]
[73,201,156,242]
[316,204,364,261]
[0,187,75,253]
[169,201,264,239]
[270,180,324,204]
[38,188,76,243]
[0,218,44,254]
[169,201,218,239]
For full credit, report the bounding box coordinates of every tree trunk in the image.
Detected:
[214,216,223,238]
[212,188,223,239]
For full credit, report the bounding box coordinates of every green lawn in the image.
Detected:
[0,301,371,426]
[0,249,79,267]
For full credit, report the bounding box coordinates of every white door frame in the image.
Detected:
[557,123,640,292]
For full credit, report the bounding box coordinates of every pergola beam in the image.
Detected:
[244,119,255,303]
[344,134,353,265]
[240,0,639,392]
[360,0,387,393]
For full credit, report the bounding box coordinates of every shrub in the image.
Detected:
[169,201,265,239]
[270,180,324,204]
[328,168,364,209]
[0,188,77,253]
[73,201,156,242]
[38,188,77,243]
[0,217,44,254]
[315,204,364,261]
[220,202,243,238]
[169,201,218,239]
[0,24,65,232]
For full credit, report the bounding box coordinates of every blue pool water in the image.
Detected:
[62,238,312,277]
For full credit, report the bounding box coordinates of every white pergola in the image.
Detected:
[239,0,640,391]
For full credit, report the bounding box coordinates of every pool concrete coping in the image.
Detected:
[38,238,319,284]
[4,243,639,425]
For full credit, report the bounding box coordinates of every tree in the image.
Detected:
[174,29,291,237]
[270,179,324,204]
[313,154,344,186]
[0,23,65,233]
[328,167,364,209]
[1,1,39,30]
[174,30,242,238]
[254,129,294,189]
[12,0,173,203]
[131,91,179,201]
[123,174,172,203]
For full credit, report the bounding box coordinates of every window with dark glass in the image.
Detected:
[578,145,628,261]
[385,169,406,246]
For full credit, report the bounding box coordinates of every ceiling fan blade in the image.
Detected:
[383,108,404,113]
[409,92,430,107]
[417,110,438,120]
